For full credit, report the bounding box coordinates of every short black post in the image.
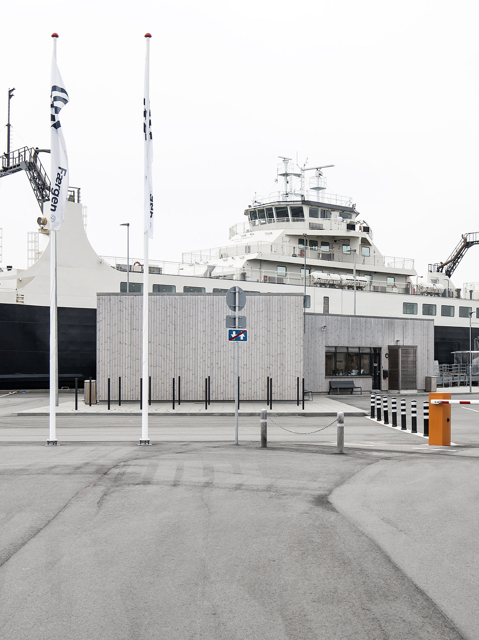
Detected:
[297,377,300,406]
[149,376,151,406]
[107,378,111,411]
[172,378,175,410]
[411,399,417,433]
[208,375,211,406]
[118,376,122,407]
[205,378,208,410]
[383,396,389,425]
[140,378,142,410]
[423,401,429,437]
[370,393,375,419]
[302,378,305,411]
[267,376,270,405]
[260,408,267,448]
[376,394,381,422]
[89,377,92,407]
[75,377,78,411]
[269,377,273,410]
[401,398,407,430]
[178,376,181,405]
[237,376,240,410]
[391,397,397,427]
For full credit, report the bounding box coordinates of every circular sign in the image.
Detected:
[226,286,246,311]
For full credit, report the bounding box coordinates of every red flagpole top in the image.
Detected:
[51,33,59,38]
[145,33,152,38]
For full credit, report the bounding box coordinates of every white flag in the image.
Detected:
[144,55,154,239]
[50,56,69,231]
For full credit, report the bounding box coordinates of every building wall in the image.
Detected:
[97,293,304,401]
[304,314,434,393]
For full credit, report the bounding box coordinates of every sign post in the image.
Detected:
[226,286,246,444]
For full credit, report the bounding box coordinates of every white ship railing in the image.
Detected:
[252,190,353,207]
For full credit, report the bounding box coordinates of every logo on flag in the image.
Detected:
[50,57,69,231]
[144,62,154,239]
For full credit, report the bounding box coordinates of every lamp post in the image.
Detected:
[120,223,130,293]
[469,310,473,393]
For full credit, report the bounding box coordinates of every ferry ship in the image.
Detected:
[0,150,478,387]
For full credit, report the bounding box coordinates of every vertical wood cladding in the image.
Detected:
[97,293,304,401]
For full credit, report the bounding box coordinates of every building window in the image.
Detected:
[320,209,331,219]
[387,277,395,286]
[441,305,455,317]
[309,207,319,218]
[152,284,176,293]
[361,246,370,257]
[275,206,289,219]
[183,286,206,293]
[303,295,311,309]
[323,296,330,314]
[403,302,418,315]
[422,304,436,316]
[325,346,373,376]
[342,245,351,254]
[459,306,472,318]
[277,265,287,277]
[320,241,330,252]
[120,282,143,293]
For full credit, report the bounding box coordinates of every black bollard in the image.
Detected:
[401,398,407,430]
[370,393,376,419]
[423,401,429,437]
[205,378,208,410]
[411,400,417,433]
[140,378,142,410]
[89,377,92,407]
[118,376,122,407]
[260,409,267,448]
[208,376,211,406]
[269,377,273,410]
[149,376,152,406]
[302,378,305,411]
[391,397,397,427]
[75,377,78,411]
[172,378,175,410]
[383,395,389,425]
[297,377,300,406]
[376,394,381,422]
[267,376,270,406]
[178,376,181,406]
[108,378,111,411]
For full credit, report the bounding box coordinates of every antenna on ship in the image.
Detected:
[277,156,301,200]
[5,88,15,167]
[301,164,335,199]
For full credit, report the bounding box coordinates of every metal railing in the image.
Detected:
[251,190,354,207]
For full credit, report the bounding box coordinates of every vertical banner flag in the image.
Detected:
[144,35,154,239]
[50,54,69,231]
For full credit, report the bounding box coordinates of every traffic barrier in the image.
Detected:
[401,399,406,430]
[429,392,451,446]
[391,397,397,427]
[376,395,382,422]
[260,408,267,448]
[411,400,417,433]
[423,401,429,437]
[383,396,389,425]
[370,393,375,419]
[337,412,344,454]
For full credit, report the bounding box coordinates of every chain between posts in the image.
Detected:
[0,391,18,398]
[267,415,338,435]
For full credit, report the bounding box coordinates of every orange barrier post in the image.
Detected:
[429,392,451,446]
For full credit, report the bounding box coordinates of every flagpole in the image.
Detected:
[140,33,153,445]
[48,33,59,446]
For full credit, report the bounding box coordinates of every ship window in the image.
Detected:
[361,246,370,257]
[321,241,330,251]
[387,277,395,286]
[309,240,318,250]
[152,284,176,293]
[183,286,206,293]
[459,306,472,318]
[303,295,311,309]
[309,207,319,218]
[341,212,352,220]
[323,296,330,314]
[265,207,274,219]
[441,305,455,317]
[403,302,418,315]
[212,288,229,293]
[342,245,351,254]
[364,274,373,281]
[477,308,479,319]
[277,265,287,277]
[298,238,306,247]
[301,268,310,278]
[326,347,373,376]
[422,304,436,316]
[320,209,331,219]
[257,208,266,224]
[120,282,143,293]
[275,206,289,219]
[290,206,304,218]
[250,210,258,220]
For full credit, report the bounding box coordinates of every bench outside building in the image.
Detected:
[328,380,362,395]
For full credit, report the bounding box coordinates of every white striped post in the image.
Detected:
[370,393,376,419]
[383,396,389,425]
[391,397,397,427]
[376,394,382,422]
[411,399,417,433]
[401,398,407,430]
[423,401,429,437]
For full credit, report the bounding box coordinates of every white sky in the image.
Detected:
[1,0,479,289]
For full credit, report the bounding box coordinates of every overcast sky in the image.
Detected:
[1,0,479,289]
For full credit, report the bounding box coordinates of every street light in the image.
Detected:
[469,310,473,393]
[120,223,130,293]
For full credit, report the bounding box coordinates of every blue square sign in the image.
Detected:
[228,329,248,342]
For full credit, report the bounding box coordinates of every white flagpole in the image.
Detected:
[48,33,59,446]
[141,33,153,445]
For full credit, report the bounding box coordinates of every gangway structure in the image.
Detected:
[429,232,479,278]
[0,147,50,211]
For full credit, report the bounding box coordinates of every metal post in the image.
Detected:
[237,376,239,410]
[178,376,181,405]
[353,249,357,316]
[260,408,267,448]
[297,377,300,406]
[205,378,208,410]
[118,376,122,407]
[149,376,151,406]
[469,311,473,393]
[391,397,397,427]
[337,412,344,454]
[411,399,417,433]
[376,394,381,422]
[208,375,211,406]
[172,378,175,410]
[107,378,110,410]
[269,377,273,410]
[235,288,239,445]
[401,398,407,430]
[89,377,92,407]
[383,396,389,425]
[302,378,305,410]
[75,377,78,411]
[140,378,142,410]
[370,392,375,419]
[267,376,270,406]
[423,401,429,437]
[6,88,15,165]
[120,223,130,293]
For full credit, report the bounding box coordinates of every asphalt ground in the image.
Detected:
[0,393,478,639]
